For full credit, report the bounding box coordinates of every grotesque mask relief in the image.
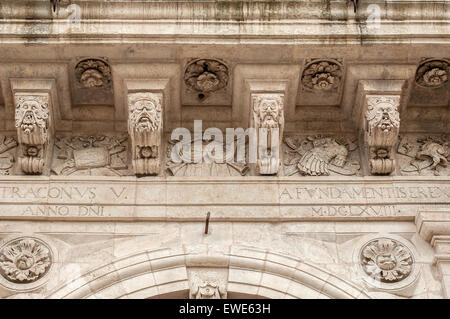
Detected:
[184,59,229,94]
[128,92,163,175]
[252,93,285,175]
[166,137,249,177]
[75,59,112,88]
[360,238,413,283]
[397,134,449,176]
[284,135,360,176]
[14,95,49,145]
[14,94,51,174]
[364,95,400,175]
[301,59,343,92]
[0,237,52,284]
[52,135,129,176]
[415,59,449,88]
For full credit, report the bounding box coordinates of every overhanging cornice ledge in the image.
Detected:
[416,210,450,243]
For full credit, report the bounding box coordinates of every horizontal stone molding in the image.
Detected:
[0,176,447,221]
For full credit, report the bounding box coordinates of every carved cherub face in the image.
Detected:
[256,98,282,128]
[130,98,161,133]
[15,97,49,134]
[366,100,400,133]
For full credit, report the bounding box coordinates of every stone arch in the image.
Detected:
[46,245,370,299]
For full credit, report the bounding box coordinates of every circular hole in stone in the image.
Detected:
[198,93,205,100]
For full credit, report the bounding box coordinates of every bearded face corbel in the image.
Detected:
[254,96,283,129]
[127,92,163,175]
[252,93,285,175]
[15,95,49,144]
[364,96,401,175]
[129,98,162,133]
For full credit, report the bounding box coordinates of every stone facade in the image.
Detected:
[0,0,448,299]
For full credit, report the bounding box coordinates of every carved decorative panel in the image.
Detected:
[51,135,129,176]
[166,137,249,177]
[0,136,18,175]
[397,134,449,176]
[283,135,360,176]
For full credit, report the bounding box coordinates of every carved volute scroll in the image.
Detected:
[127,92,163,175]
[251,93,285,175]
[364,95,400,175]
[14,93,52,174]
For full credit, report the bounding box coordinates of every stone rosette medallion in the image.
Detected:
[184,59,229,94]
[301,59,343,92]
[0,237,53,291]
[415,59,449,88]
[354,234,420,296]
[360,238,413,283]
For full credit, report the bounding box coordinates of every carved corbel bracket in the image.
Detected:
[354,80,405,175]
[11,79,57,175]
[364,95,400,174]
[251,93,285,175]
[127,92,163,175]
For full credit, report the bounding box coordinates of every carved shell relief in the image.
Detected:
[397,134,449,176]
[283,135,360,176]
[415,59,449,88]
[75,58,112,88]
[360,238,413,283]
[301,59,343,92]
[0,237,52,284]
[184,59,229,95]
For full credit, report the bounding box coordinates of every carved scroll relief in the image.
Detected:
[364,95,400,175]
[14,93,52,174]
[251,93,284,175]
[128,92,163,175]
